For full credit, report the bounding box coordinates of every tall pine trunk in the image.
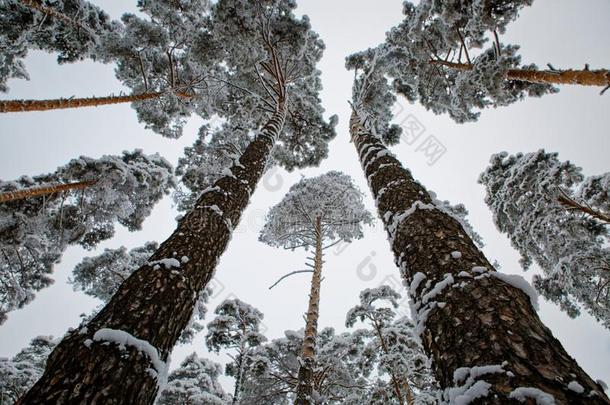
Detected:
[349,109,610,404]
[430,60,610,87]
[0,180,95,203]
[19,104,286,405]
[295,216,323,405]
[0,92,185,113]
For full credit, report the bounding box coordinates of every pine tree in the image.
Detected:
[365,1,609,123]
[241,328,370,404]
[156,353,229,405]
[345,54,610,403]
[205,298,266,405]
[260,172,371,404]
[20,2,334,402]
[0,150,174,324]
[0,0,113,92]
[0,335,56,404]
[479,150,610,329]
[345,286,438,404]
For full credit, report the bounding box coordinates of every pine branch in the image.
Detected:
[268,270,313,290]
[557,190,610,225]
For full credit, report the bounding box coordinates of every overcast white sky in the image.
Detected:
[1,0,609,394]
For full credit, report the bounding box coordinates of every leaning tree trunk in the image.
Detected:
[0,180,95,203]
[0,91,186,113]
[430,60,610,87]
[295,217,323,405]
[18,104,287,405]
[349,109,610,404]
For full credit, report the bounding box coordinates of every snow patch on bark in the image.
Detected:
[451,251,462,259]
[92,328,169,392]
[443,363,506,404]
[490,272,539,311]
[509,387,556,404]
[567,380,585,393]
[422,274,455,304]
[410,272,427,296]
[386,201,436,241]
[148,258,181,270]
[452,380,492,405]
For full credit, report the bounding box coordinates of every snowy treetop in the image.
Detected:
[260,171,372,250]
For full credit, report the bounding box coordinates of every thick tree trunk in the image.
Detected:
[350,110,610,404]
[430,60,610,87]
[18,105,286,405]
[0,180,95,203]
[295,217,323,405]
[0,91,186,113]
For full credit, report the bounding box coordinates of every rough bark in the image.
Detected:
[18,105,286,405]
[0,180,95,203]
[0,91,189,113]
[350,110,610,404]
[295,217,323,405]
[430,60,610,87]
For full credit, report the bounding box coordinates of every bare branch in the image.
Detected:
[269,270,314,290]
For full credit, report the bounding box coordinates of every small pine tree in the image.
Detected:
[157,353,229,405]
[346,286,438,404]
[206,298,266,404]
[0,335,56,404]
[242,328,370,404]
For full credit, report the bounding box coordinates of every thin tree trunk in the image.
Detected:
[233,328,247,405]
[232,357,244,405]
[0,91,188,113]
[295,217,323,405]
[0,180,95,203]
[349,109,610,404]
[430,60,610,87]
[372,321,409,405]
[18,104,287,405]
